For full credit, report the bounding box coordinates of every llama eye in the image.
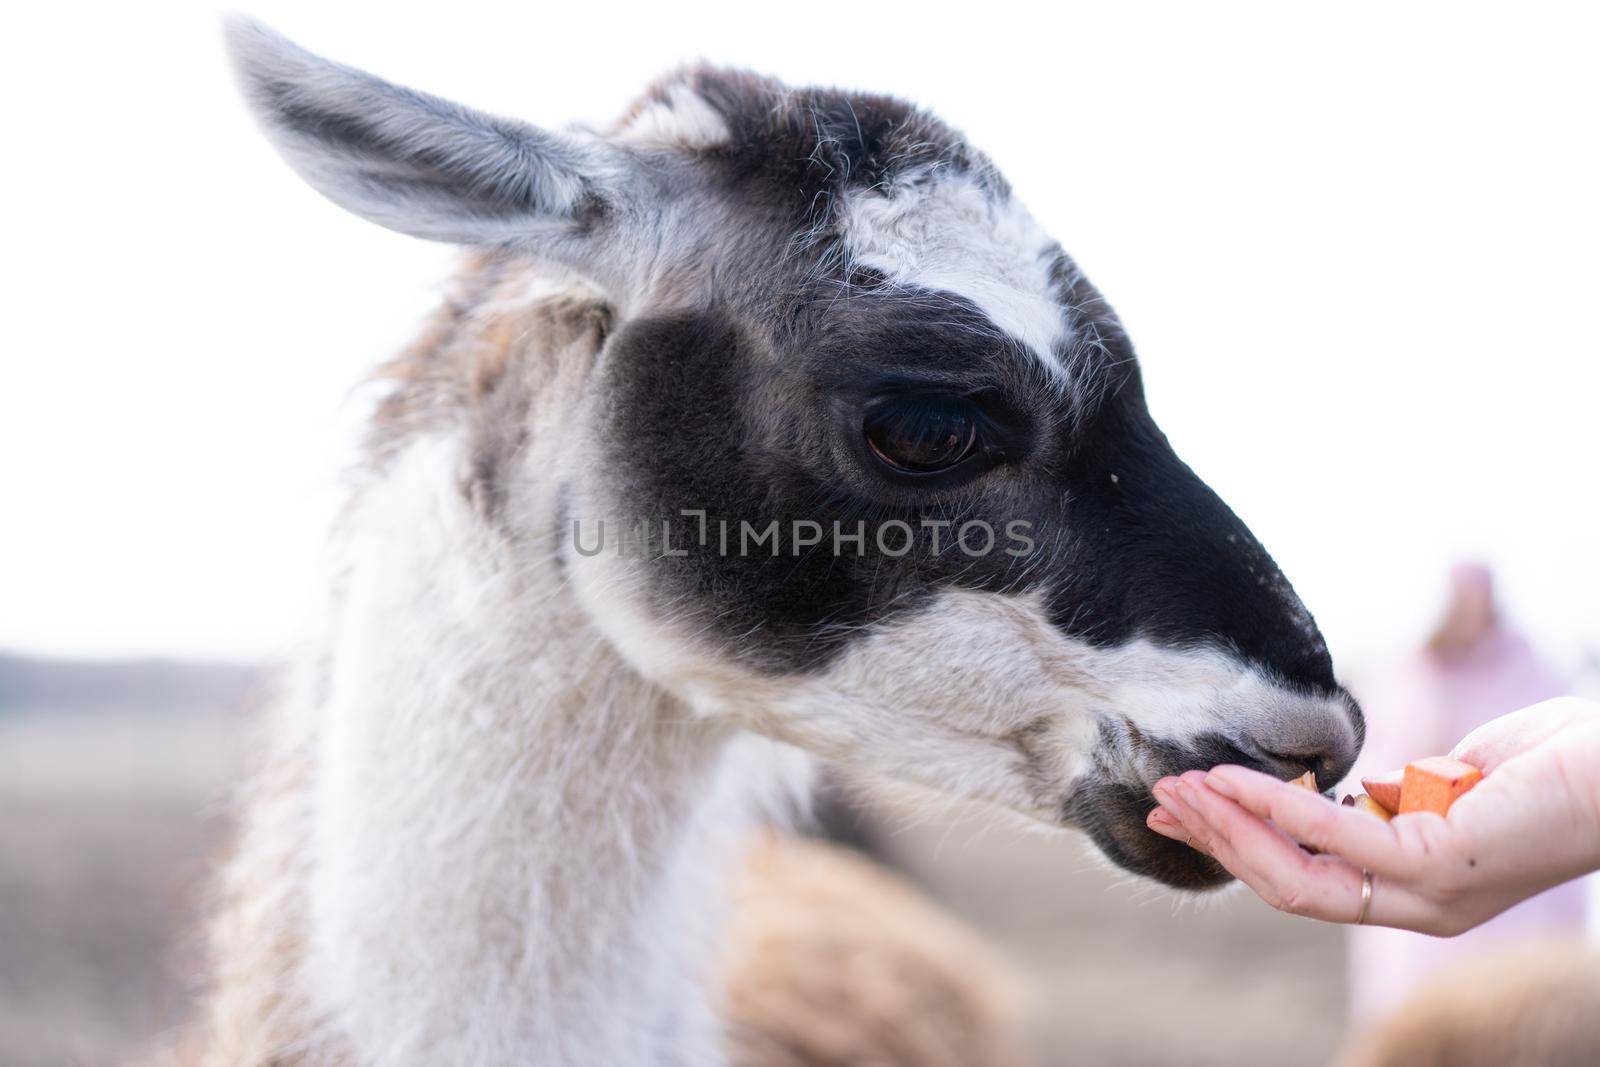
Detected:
[863,396,981,475]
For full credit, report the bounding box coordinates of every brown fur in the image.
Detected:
[1338,943,1600,1067]
[721,834,1026,1067]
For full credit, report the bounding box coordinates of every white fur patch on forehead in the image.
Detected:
[616,83,731,150]
[842,174,1069,371]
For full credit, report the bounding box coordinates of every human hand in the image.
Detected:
[1147,697,1600,935]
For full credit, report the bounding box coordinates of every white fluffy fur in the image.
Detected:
[842,174,1068,372]
[300,435,805,1067]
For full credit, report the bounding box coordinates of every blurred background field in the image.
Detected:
[0,655,1347,1067]
[0,662,255,1067]
[7,575,1597,1066]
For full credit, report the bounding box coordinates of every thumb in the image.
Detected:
[1450,698,1597,773]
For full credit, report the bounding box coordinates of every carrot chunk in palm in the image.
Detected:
[1290,770,1318,792]
[1360,769,1404,815]
[1398,756,1482,815]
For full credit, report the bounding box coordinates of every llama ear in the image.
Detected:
[223,18,635,262]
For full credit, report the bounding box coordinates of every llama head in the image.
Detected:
[228,20,1362,889]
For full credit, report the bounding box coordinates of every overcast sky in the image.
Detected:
[3,2,1596,678]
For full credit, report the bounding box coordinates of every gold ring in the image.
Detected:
[1356,868,1373,925]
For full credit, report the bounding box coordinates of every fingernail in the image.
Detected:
[1147,813,1188,842]
[1204,771,1239,798]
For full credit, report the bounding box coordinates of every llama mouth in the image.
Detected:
[1056,712,1357,889]
[1061,776,1233,889]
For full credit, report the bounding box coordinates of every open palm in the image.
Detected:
[1149,698,1600,935]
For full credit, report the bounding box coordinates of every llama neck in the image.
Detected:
[304,436,747,1067]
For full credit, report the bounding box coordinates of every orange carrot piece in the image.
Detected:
[1290,770,1318,792]
[1360,770,1404,815]
[1398,756,1483,815]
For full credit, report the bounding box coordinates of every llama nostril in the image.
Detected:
[1256,732,1357,789]
[1245,693,1363,787]
[1260,749,1322,777]
[1248,750,1326,789]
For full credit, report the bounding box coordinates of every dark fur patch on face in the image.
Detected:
[591,272,1351,713]
[592,298,1035,673]
[1042,379,1342,693]
[626,66,1005,216]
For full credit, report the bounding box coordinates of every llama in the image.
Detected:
[205,19,1365,1066]
[1337,943,1600,1067]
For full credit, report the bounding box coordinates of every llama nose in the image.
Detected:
[1247,694,1363,790]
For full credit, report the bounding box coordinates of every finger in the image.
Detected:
[1154,776,1218,841]
[1177,774,1461,932]
[1153,776,1199,820]
[1203,765,1420,879]
[1146,807,1192,845]
[1170,774,1370,922]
